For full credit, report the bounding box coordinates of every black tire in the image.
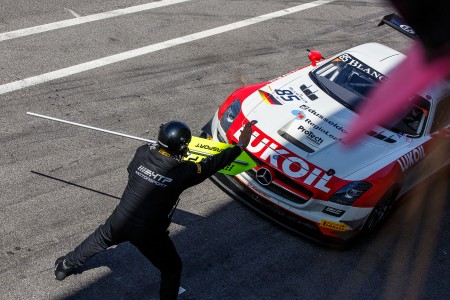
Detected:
[363,188,395,233]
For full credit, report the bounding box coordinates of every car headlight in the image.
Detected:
[328,181,373,206]
[220,99,241,132]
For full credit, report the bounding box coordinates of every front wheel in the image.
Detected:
[363,188,395,233]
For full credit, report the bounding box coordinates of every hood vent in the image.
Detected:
[278,129,315,153]
[367,130,396,143]
[300,84,318,100]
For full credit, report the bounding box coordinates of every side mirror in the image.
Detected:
[307,49,323,67]
[432,125,450,139]
[439,125,450,139]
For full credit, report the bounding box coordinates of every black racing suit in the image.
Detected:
[64,143,243,300]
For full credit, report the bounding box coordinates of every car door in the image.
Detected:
[397,86,450,196]
[428,89,450,167]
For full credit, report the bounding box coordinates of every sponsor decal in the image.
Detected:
[338,53,387,82]
[234,126,333,192]
[400,24,416,35]
[396,133,413,143]
[262,88,307,104]
[397,145,426,172]
[291,110,306,120]
[247,182,272,199]
[320,219,347,231]
[259,90,282,105]
[299,105,348,134]
[323,206,345,217]
[301,117,343,142]
[274,89,301,102]
[298,125,324,147]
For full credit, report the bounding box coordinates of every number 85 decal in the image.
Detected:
[275,89,300,101]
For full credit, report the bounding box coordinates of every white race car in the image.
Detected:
[201,16,450,246]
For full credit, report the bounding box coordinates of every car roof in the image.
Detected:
[343,42,406,75]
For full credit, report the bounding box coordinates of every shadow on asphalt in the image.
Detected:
[50,167,449,300]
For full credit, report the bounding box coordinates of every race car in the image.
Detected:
[201,19,450,246]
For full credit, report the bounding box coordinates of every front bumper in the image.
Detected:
[211,172,359,248]
[202,116,370,248]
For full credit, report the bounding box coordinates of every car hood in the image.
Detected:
[239,70,409,179]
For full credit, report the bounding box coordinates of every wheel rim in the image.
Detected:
[366,191,393,230]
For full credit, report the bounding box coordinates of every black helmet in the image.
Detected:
[157,120,192,155]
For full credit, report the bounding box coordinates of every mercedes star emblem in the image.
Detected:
[256,167,273,186]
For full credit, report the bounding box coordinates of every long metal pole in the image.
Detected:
[26,112,248,165]
[27,112,154,143]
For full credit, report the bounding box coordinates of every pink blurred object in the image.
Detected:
[343,42,450,145]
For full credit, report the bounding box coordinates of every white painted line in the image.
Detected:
[0,0,335,96]
[64,8,82,18]
[0,0,192,42]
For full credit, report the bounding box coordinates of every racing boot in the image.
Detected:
[54,256,74,281]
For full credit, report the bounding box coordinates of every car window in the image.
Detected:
[430,93,450,133]
[390,99,430,137]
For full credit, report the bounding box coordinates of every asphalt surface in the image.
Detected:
[1,0,449,299]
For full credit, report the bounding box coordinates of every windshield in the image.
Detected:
[310,53,430,137]
[310,53,386,109]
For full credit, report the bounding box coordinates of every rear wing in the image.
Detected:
[378,13,417,40]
